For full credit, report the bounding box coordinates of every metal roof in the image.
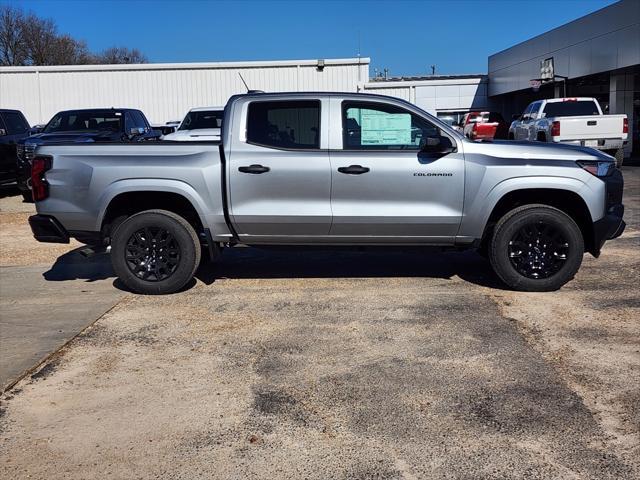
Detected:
[0,57,370,74]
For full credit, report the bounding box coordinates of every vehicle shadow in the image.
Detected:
[195,247,507,291]
[42,245,507,292]
[43,247,114,282]
[0,185,20,199]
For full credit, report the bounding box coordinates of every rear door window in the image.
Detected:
[247,100,320,150]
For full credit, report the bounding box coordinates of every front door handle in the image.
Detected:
[238,164,270,174]
[338,165,370,175]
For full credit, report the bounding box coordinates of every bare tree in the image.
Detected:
[0,5,148,66]
[96,46,148,64]
[49,35,93,65]
[0,5,27,66]
[20,12,58,65]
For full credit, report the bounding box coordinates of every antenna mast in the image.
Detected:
[238,73,250,92]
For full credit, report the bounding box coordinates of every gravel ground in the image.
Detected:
[0,170,638,479]
[0,189,81,266]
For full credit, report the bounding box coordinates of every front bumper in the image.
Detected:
[591,168,625,255]
[28,215,70,243]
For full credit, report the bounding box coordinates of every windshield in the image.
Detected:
[179,110,223,131]
[44,111,123,133]
[542,101,599,118]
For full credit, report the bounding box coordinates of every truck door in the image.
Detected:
[328,99,464,242]
[227,99,332,240]
[526,101,543,140]
[515,103,534,140]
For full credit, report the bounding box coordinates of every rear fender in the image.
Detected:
[96,179,209,233]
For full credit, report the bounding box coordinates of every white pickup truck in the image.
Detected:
[509,98,628,165]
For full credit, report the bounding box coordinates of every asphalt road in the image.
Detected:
[0,169,638,479]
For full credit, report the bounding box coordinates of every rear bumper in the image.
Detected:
[28,215,70,243]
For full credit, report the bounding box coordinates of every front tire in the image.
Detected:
[111,209,201,295]
[489,205,584,291]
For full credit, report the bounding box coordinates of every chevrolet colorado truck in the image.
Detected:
[509,97,628,166]
[28,92,625,294]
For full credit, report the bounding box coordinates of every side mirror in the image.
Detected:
[0,128,6,136]
[421,135,455,155]
[511,114,522,121]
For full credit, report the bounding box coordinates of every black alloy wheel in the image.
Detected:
[507,220,569,279]
[111,209,201,295]
[125,226,181,281]
[488,204,584,292]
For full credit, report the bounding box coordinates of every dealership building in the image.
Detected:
[488,0,639,157]
[0,0,637,157]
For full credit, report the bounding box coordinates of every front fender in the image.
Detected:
[458,174,605,239]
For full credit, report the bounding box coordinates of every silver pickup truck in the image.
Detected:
[28,92,625,294]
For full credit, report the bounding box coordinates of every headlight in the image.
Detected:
[576,160,615,177]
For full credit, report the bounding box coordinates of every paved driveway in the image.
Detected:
[0,170,638,479]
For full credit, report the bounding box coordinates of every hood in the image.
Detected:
[463,139,612,162]
[163,128,221,141]
[22,130,120,145]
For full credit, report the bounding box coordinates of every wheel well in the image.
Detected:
[536,131,547,141]
[101,191,204,241]
[481,189,594,252]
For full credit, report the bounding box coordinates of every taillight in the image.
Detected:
[623,117,628,134]
[551,121,560,137]
[31,156,52,201]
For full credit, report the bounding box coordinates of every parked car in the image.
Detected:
[163,107,224,141]
[29,92,624,295]
[17,108,161,200]
[463,111,509,141]
[0,109,31,189]
[509,97,628,165]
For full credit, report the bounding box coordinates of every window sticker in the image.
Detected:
[355,109,411,145]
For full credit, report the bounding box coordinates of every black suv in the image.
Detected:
[17,108,161,200]
[0,109,31,191]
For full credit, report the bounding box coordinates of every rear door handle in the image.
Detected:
[587,120,597,126]
[238,164,270,174]
[338,165,370,175]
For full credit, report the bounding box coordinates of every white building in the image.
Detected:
[1,57,489,127]
[0,58,370,125]
[361,75,489,126]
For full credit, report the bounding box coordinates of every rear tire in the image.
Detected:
[111,209,201,295]
[21,190,33,202]
[613,148,624,168]
[489,204,583,291]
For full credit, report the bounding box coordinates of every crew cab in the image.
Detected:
[17,108,161,200]
[28,92,625,294]
[509,98,628,165]
[0,109,31,189]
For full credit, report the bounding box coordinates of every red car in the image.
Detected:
[461,111,509,141]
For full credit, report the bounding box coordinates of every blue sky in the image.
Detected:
[9,0,617,76]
